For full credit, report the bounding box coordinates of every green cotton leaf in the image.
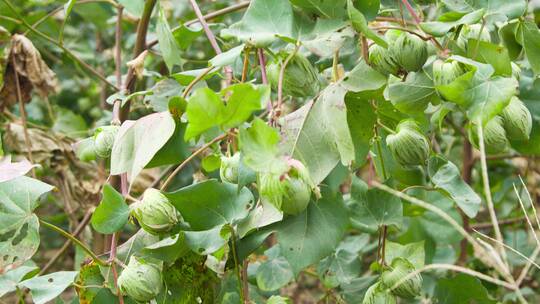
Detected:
[256,256,294,291]
[340,60,386,92]
[240,118,287,174]
[441,0,525,24]
[59,0,77,43]
[146,122,189,168]
[419,191,465,244]
[276,187,348,275]
[209,44,245,68]
[0,176,53,270]
[184,225,229,255]
[466,39,512,76]
[420,9,484,37]
[384,241,425,269]
[220,0,294,47]
[75,263,111,304]
[0,262,38,297]
[437,56,518,125]
[281,84,355,184]
[386,71,438,115]
[20,271,78,304]
[143,78,183,112]
[91,185,129,234]
[111,111,176,184]
[290,0,346,19]
[184,88,225,140]
[517,20,540,76]
[172,24,204,50]
[118,0,144,17]
[221,83,270,129]
[499,21,522,60]
[347,0,387,48]
[434,274,497,304]
[345,92,378,167]
[142,233,189,263]
[165,180,254,231]
[156,5,183,72]
[348,177,403,233]
[185,84,269,140]
[317,236,367,287]
[428,156,481,218]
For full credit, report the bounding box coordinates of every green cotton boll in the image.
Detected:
[220,153,240,184]
[281,177,311,215]
[131,188,179,235]
[432,59,465,86]
[259,172,286,209]
[363,282,397,304]
[267,53,320,98]
[93,125,119,158]
[457,23,490,51]
[468,116,509,154]
[380,258,423,299]
[501,97,532,141]
[368,44,400,76]
[117,256,162,303]
[389,32,428,72]
[386,120,430,167]
[259,158,314,214]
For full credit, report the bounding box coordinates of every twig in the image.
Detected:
[2,0,118,90]
[229,227,246,303]
[241,260,250,303]
[400,0,421,24]
[110,8,124,303]
[188,0,233,85]
[391,263,516,291]
[182,66,215,98]
[517,245,540,285]
[477,123,508,264]
[39,219,108,266]
[332,50,339,82]
[361,35,369,63]
[372,182,481,250]
[147,1,250,49]
[473,229,540,271]
[472,217,526,230]
[519,175,540,232]
[11,55,35,177]
[258,48,268,84]
[514,184,540,246]
[39,208,94,275]
[371,26,429,41]
[160,133,228,191]
[241,48,250,82]
[458,139,473,265]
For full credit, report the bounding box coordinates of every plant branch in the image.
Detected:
[229,227,246,303]
[391,263,516,291]
[39,219,108,266]
[182,66,215,98]
[188,0,233,85]
[477,123,508,264]
[275,43,300,119]
[39,208,94,275]
[146,1,250,49]
[400,0,421,24]
[258,48,268,84]
[160,133,228,191]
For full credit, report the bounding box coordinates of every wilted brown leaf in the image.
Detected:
[0,34,58,110]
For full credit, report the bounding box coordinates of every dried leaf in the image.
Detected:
[0,34,58,110]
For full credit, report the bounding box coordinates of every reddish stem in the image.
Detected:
[257,48,268,84]
[188,0,232,85]
[400,0,421,24]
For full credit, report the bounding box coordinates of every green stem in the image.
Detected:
[39,219,108,266]
[229,227,246,303]
[377,120,396,135]
[332,50,339,82]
